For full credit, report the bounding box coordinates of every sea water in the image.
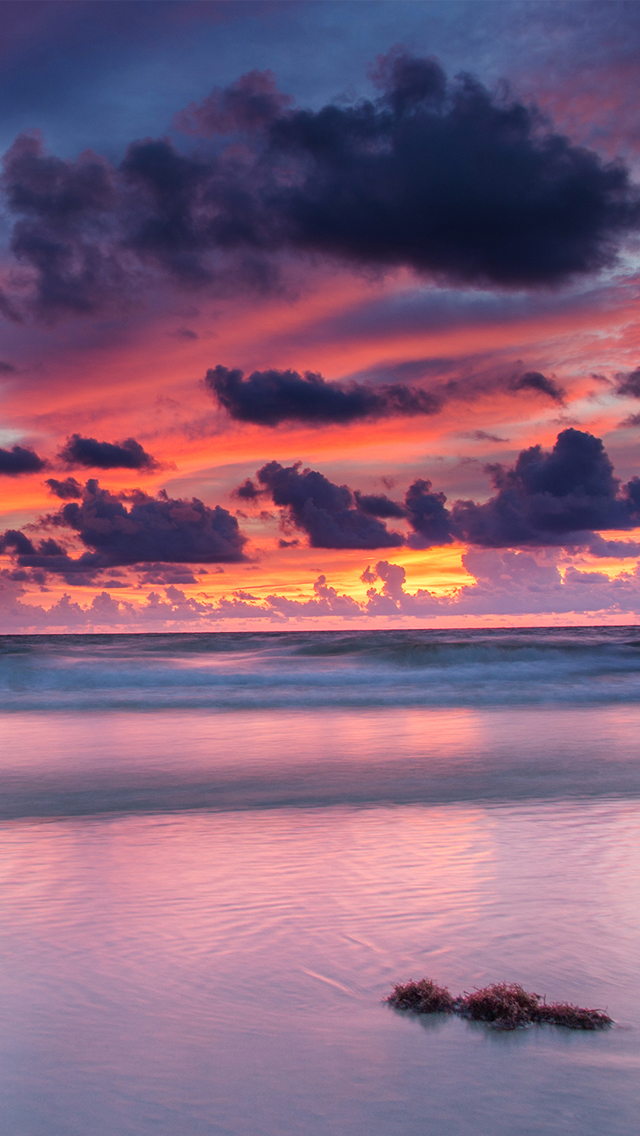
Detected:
[0,629,639,1135]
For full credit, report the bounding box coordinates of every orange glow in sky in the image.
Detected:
[1,19,640,631]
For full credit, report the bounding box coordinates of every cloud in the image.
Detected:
[586,534,640,558]
[0,290,22,324]
[253,429,640,553]
[453,549,640,615]
[265,574,362,619]
[442,362,567,409]
[2,50,639,321]
[2,130,122,320]
[353,477,454,552]
[1,479,247,576]
[46,476,83,499]
[458,430,510,443]
[257,460,403,549]
[59,433,161,470]
[0,588,137,632]
[353,491,406,519]
[234,477,262,500]
[0,444,46,475]
[348,353,574,415]
[206,364,441,425]
[175,68,293,136]
[615,366,640,397]
[508,370,565,404]
[118,137,216,287]
[404,478,455,548]
[5,552,640,632]
[263,49,639,288]
[0,531,87,579]
[452,428,640,546]
[137,564,202,585]
[363,552,640,618]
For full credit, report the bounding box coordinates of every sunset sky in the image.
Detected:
[2,0,640,631]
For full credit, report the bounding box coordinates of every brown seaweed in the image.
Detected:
[532,1001,613,1030]
[457,982,540,1029]
[386,978,455,1014]
[385,978,613,1031]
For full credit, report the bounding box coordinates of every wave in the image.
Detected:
[1,627,640,711]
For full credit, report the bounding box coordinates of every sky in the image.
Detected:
[2,0,640,631]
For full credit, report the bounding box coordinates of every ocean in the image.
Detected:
[1,628,639,1134]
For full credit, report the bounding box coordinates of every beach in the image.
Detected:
[2,3,640,1130]
[1,630,639,1134]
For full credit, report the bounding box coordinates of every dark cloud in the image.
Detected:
[0,479,246,576]
[0,291,22,323]
[0,444,46,474]
[615,367,640,398]
[0,360,16,373]
[257,461,403,549]
[2,51,639,321]
[352,355,571,415]
[118,138,215,287]
[452,428,640,546]
[459,430,509,442]
[2,131,122,319]
[234,477,262,500]
[207,364,440,426]
[433,362,568,411]
[0,531,87,581]
[59,433,160,470]
[354,491,406,519]
[404,479,454,548]
[254,428,640,553]
[509,370,565,404]
[264,49,639,288]
[175,69,293,137]
[138,564,202,585]
[46,475,82,499]
[625,476,640,516]
[587,534,640,558]
[0,528,38,557]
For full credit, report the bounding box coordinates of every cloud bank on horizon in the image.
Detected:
[1,0,640,630]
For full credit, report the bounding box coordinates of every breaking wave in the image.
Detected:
[1,627,640,711]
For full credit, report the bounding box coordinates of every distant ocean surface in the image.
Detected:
[3,625,640,712]
[1,628,639,1134]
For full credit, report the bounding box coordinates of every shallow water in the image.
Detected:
[1,631,639,1134]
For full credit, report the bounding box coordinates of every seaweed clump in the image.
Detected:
[458,982,540,1029]
[533,1001,613,1030]
[386,978,612,1031]
[386,978,455,1014]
